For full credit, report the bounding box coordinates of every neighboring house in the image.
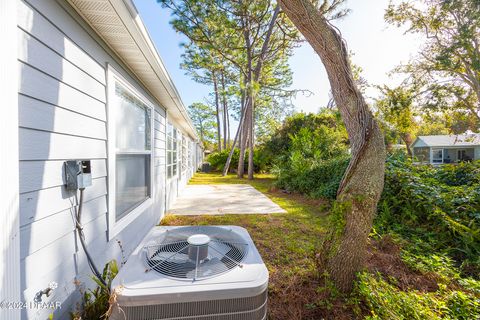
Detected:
[411,133,480,165]
[1,1,203,319]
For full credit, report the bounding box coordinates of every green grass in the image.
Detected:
[162,172,480,319]
[162,172,335,319]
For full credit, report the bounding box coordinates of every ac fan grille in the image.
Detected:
[144,227,249,280]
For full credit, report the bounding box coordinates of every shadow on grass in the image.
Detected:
[162,172,360,320]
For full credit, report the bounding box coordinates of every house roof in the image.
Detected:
[412,133,480,148]
[66,0,198,140]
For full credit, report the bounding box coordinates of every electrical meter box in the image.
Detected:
[65,160,92,190]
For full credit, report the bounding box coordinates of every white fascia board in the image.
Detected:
[119,0,196,134]
[67,0,198,141]
[115,0,197,140]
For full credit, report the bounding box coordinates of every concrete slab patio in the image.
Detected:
[167,184,287,215]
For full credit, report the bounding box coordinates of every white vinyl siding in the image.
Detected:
[15,1,198,319]
[1,0,21,318]
[16,1,163,318]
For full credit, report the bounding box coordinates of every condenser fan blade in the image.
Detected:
[144,226,249,280]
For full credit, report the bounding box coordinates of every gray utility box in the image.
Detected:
[64,160,92,190]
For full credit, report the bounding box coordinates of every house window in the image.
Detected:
[432,148,443,164]
[414,147,430,163]
[188,140,192,168]
[167,123,178,178]
[182,135,187,173]
[458,149,466,161]
[114,83,152,221]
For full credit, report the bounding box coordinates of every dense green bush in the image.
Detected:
[264,111,347,158]
[432,160,480,186]
[271,112,350,199]
[376,156,480,274]
[206,147,271,173]
[275,155,350,199]
[206,149,242,172]
[356,272,480,320]
[263,111,480,317]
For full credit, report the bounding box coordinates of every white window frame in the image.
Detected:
[188,139,193,169]
[107,65,154,240]
[166,123,178,180]
[181,134,188,175]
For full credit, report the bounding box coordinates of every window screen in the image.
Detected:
[167,123,178,178]
[114,83,151,221]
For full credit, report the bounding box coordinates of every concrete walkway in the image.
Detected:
[167,184,286,215]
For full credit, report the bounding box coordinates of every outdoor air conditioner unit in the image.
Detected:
[110,226,269,320]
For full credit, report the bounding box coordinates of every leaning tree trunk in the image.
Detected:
[222,98,247,176]
[279,0,386,293]
[237,99,250,178]
[222,77,247,176]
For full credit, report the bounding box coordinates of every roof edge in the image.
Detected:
[66,0,198,140]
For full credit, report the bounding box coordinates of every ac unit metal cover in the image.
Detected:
[110,226,269,320]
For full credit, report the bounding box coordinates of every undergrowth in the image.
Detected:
[175,171,480,319]
[360,155,480,319]
[71,260,118,320]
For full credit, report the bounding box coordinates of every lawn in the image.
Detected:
[162,172,480,319]
[161,173,355,319]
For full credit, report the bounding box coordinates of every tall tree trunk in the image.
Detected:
[199,118,204,145]
[247,97,255,180]
[212,73,222,152]
[238,21,253,179]
[237,99,250,178]
[279,0,386,293]
[238,85,245,153]
[247,5,280,179]
[221,5,280,176]
[221,71,228,150]
[402,132,413,157]
[226,102,231,148]
[222,97,248,176]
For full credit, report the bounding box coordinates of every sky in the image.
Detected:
[133,0,423,114]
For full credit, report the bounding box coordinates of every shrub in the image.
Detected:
[206,147,271,173]
[270,112,350,199]
[433,160,480,186]
[207,149,242,172]
[376,157,480,276]
[264,111,347,158]
[356,272,480,320]
[71,260,118,320]
[276,155,349,199]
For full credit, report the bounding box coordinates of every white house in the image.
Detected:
[411,133,480,164]
[0,1,203,319]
